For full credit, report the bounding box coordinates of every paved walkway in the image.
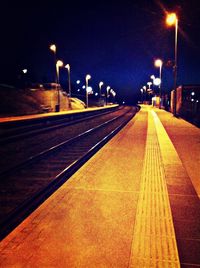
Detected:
[0,105,200,267]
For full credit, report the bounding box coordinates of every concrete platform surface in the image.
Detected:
[0,105,200,267]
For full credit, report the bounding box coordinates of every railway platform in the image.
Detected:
[0,105,119,123]
[0,105,200,267]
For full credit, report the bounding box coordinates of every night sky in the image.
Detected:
[1,0,200,103]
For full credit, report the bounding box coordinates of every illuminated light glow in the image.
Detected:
[191,99,194,102]
[191,92,195,96]
[166,13,177,26]
[82,85,86,89]
[76,80,80,84]
[22,69,28,74]
[154,59,163,67]
[153,78,161,86]
[99,81,104,87]
[65,64,70,70]
[50,44,56,53]
[140,88,143,93]
[77,89,80,92]
[86,74,91,80]
[87,86,93,93]
[95,92,98,96]
[112,91,116,97]
[147,82,152,87]
[122,101,125,104]
[196,100,199,103]
[56,60,63,67]
[143,86,147,90]
[106,86,111,91]
[150,75,155,80]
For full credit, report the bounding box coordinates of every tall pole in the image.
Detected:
[56,63,60,112]
[85,74,91,108]
[166,13,178,116]
[56,60,63,112]
[106,86,110,105]
[65,64,71,97]
[159,63,162,108]
[154,59,163,108]
[99,82,103,99]
[173,18,178,116]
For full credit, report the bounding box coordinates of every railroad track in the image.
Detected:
[0,106,121,144]
[0,106,137,240]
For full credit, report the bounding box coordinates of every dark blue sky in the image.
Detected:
[1,0,200,102]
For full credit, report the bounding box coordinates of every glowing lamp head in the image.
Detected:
[86,74,91,80]
[50,44,56,53]
[65,64,70,70]
[99,81,104,87]
[106,86,111,91]
[154,59,163,67]
[87,86,93,94]
[22,69,28,74]
[166,13,177,26]
[76,80,80,84]
[153,78,161,86]
[56,60,63,67]
[147,82,152,88]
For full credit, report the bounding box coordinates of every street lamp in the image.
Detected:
[22,69,28,74]
[50,44,57,85]
[143,86,147,102]
[85,74,91,108]
[140,88,144,103]
[56,60,63,112]
[147,81,152,90]
[154,59,163,108]
[99,81,104,98]
[166,12,178,116]
[106,86,111,105]
[153,77,161,86]
[65,64,71,98]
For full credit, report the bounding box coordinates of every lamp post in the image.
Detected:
[166,12,178,116]
[56,60,63,112]
[50,44,57,84]
[106,86,111,105]
[99,81,104,98]
[143,86,147,102]
[154,59,163,108]
[65,64,71,97]
[85,74,91,108]
[147,81,152,90]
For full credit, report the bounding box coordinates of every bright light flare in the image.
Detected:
[50,44,56,53]
[153,78,161,86]
[87,86,93,93]
[65,64,70,70]
[154,59,163,67]
[166,13,177,26]
[99,81,104,87]
[22,69,27,74]
[56,60,63,67]
[86,74,91,80]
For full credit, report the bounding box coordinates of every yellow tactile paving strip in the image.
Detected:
[129,109,180,267]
